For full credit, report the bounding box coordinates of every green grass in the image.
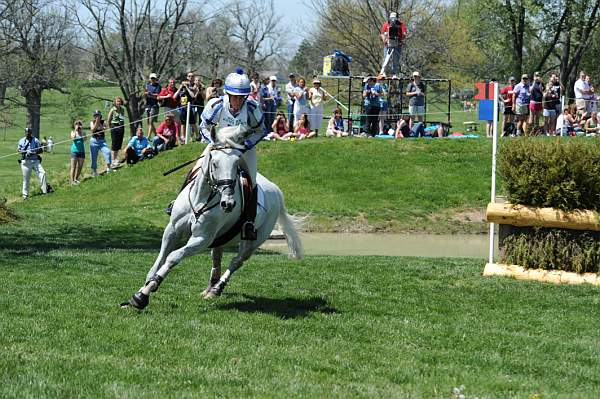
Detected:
[1,248,599,398]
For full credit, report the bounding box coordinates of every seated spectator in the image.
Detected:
[395,115,411,138]
[326,108,348,137]
[288,113,316,140]
[556,107,577,136]
[268,111,289,140]
[126,127,155,164]
[153,113,180,152]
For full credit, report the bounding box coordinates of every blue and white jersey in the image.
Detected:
[200,95,266,149]
[17,136,43,161]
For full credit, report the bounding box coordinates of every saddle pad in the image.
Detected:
[257,185,267,212]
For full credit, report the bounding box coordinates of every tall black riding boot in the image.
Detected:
[241,187,258,241]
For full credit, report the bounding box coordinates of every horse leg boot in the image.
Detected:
[241,187,258,241]
[202,247,223,297]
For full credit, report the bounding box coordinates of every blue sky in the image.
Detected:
[273,0,312,50]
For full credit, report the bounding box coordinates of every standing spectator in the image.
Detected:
[144,73,161,138]
[528,72,545,130]
[543,85,559,135]
[549,73,563,115]
[269,111,289,140]
[249,72,261,102]
[69,121,85,185]
[263,76,280,133]
[308,79,326,135]
[574,71,592,114]
[406,71,426,125]
[326,108,347,138]
[205,78,223,101]
[586,75,597,113]
[512,74,531,136]
[379,11,406,79]
[376,75,388,135]
[17,127,47,199]
[500,77,516,135]
[89,110,112,176]
[126,127,154,164]
[193,76,206,141]
[286,74,297,132]
[292,78,309,126]
[157,78,179,123]
[153,112,180,152]
[107,96,126,167]
[363,76,382,136]
[175,72,199,144]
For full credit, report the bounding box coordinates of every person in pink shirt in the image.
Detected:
[153,113,180,152]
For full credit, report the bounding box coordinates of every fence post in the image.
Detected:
[185,102,191,144]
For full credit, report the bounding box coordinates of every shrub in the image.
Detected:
[499,227,600,274]
[499,138,600,211]
[0,197,16,224]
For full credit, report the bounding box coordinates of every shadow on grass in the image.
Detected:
[217,294,339,319]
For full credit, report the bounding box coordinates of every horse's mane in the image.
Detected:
[214,125,247,150]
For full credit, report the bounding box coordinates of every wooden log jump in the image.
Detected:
[486,203,600,231]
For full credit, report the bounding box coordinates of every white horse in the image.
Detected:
[122,128,303,310]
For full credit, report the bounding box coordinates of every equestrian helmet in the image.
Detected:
[224,68,251,96]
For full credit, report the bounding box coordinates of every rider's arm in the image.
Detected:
[199,97,224,143]
[242,100,267,150]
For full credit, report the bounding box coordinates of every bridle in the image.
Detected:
[189,144,243,220]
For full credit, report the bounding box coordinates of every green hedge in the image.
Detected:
[499,138,600,211]
[500,227,600,274]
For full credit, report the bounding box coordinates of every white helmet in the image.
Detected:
[224,68,251,96]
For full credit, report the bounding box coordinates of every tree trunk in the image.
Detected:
[24,89,42,139]
[127,94,144,137]
[0,82,6,106]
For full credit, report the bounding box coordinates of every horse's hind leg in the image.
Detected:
[201,247,224,297]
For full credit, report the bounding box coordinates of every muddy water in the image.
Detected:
[262,233,493,258]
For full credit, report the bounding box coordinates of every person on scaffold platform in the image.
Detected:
[379,11,407,79]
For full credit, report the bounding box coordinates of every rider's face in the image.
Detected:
[229,94,246,113]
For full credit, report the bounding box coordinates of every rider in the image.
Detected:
[166,68,266,241]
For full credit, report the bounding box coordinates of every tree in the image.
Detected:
[230,0,284,73]
[0,0,72,138]
[78,0,193,135]
[289,38,326,77]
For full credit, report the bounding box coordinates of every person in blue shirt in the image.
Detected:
[17,127,48,199]
[125,127,154,164]
[144,73,162,138]
[362,76,383,136]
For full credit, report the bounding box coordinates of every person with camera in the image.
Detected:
[363,76,383,136]
[175,72,199,144]
[380,11,407,79]
[89,110,112,177]
[107,96,126,167]
[157,78,180,123]
[406,71,426,125]
[17,127,48,200]
[69,120,86,185]
[144,73,161,138]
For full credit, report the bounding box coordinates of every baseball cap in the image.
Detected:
[149,73,157,79]
[534,71,541,77]
[93,110,102,117]
[288,73,295,78]
[24,127,32,135]
[270,75,277,81]
[390,12,397,18]
[509,76,516,81]
[412,71,420,77]
[521,74,529,79]
[313,79,321,84]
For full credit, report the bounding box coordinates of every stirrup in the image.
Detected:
[241,221,257,241]
[165,200,174,216]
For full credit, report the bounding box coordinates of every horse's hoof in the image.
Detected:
[203,280,226,299]
[127,292,149,310]
[201,278,220,297]
[203,291,218,300]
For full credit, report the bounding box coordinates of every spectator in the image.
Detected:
[500,77,516,135]
[46,136,54,153]
[286,73,297,132]
[574,71,592,114]
[377,75,389,135]
[294,113,316,140]
[556,106,577,136]
[205,78,224,100]
[406,71,426,125]
[395,114,411,138]
[107,96,126,167]
[69,121,85,185]
[548,73,564,115]
[89,110,112,177]
[17,127,47,199]
[584,111,599,135]
[512,74,531,136]
[528,72,545,130]
[586,74,597,113]
[193,76,206,141]
[264,76,280,133]
[153,112,180,152]
[249,72,261,102]
[175,72,199,143]
[144,73,161,138]
[292,78,309,127]
[542,85,559,135]
[269,111,289,141]
[158,78,180,123]
[126,127,154,164]
[363,76,382,136]
[379,11,406,79]
[308,79,326,135]
[326,108,348,138]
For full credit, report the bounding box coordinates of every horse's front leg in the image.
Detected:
[201,247,224,297]
[204,240,257,299]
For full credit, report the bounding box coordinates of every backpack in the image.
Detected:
[332,56,349,76]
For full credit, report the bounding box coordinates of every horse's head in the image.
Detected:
[208,147,242,213]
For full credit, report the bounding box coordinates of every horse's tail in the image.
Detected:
[276,190,304,260]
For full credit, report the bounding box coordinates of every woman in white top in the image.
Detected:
[292,78,309,127]
[308,79,327,135]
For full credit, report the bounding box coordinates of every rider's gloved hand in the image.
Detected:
[243,140,254,151]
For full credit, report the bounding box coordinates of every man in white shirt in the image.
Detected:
[574,71,592,113]
[285,74,297,132]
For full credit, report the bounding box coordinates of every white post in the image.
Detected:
[558,95,565,135]
[488,82,500,264]
[185,102,191,144]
